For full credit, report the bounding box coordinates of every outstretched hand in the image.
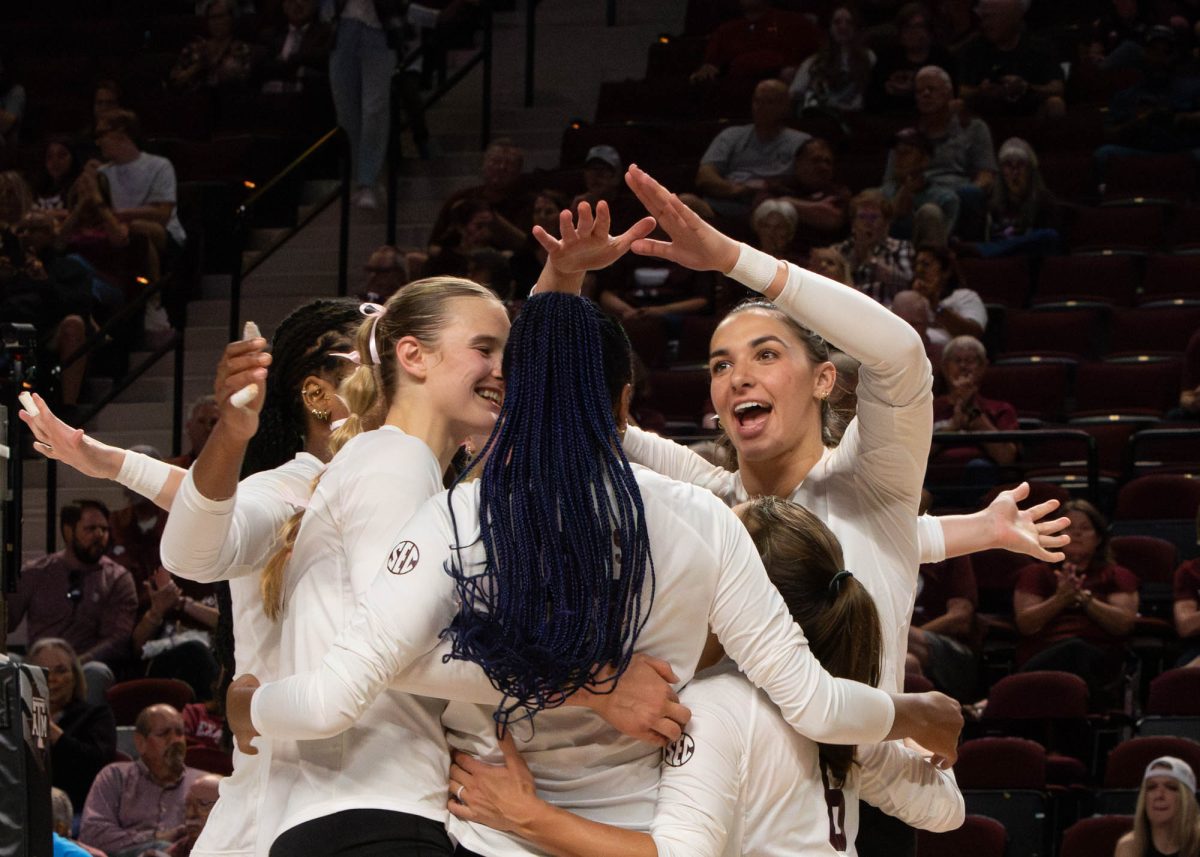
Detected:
[532,200,656,294]
[225,674,262,755]
[986,482,1071,563]
[18,392,119,479]
[624,164,740,274]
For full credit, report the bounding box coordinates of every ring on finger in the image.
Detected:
[455,784,466,804]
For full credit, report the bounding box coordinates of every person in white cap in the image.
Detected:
[574,145,624,213]
[1115,756,1200,857]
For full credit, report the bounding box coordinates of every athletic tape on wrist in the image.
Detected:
[116,450,173,501]
[727,243,780,294]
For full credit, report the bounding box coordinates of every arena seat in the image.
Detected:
[1140,668,1200,742]
[954,737,1050,857]
[1000,308,1103,360]
[1071,360,1181,418]
[958,257,1032,308]
[1059,815,1134,857]
[1103,153,1198,205]
[106,678,195,727]
[1139,254,1200,305]
[185,745,234,776]
[915,815,1006,857]
[1034,254,1140,307]
[1109,306,1200,358]
[1067,205,1166,255]
[981,359,1073,422]
[1097,736,1200,813]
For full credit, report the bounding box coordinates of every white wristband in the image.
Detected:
[727,243,781,294]
[116,450,173,501]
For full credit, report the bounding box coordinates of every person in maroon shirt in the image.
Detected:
[690,0,823,82]
[1173,546,1200,667]
[907,555,979,701]
[1013,499,1139,709]
[8,499,138,706]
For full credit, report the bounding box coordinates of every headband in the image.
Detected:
[829,569,853,595]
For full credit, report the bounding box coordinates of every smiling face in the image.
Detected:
[417,296,510,438]
[1144,774,1183,826]
[708,308,833,463]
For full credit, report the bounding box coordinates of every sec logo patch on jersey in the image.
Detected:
[663,733,695,767]
[387,541,420,575]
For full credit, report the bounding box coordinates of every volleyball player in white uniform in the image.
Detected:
[445,498,964,856]
[226,287,962,857]
[21,300,365,857]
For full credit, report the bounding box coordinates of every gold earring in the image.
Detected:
[304,386,331,421]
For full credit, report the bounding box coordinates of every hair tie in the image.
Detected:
[829,569,853,595]
[329,351,361,366]
[359,302,386,366]
[329,417,348,431]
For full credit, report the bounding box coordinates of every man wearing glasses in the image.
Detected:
[7,499,138,706]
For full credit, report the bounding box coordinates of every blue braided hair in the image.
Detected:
[446,293,655,726]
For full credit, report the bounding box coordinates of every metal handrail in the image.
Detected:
[42,282,188,552]
[932,429,1100,502]
[228,126,352,341]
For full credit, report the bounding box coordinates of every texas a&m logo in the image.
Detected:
[387,541,420,575]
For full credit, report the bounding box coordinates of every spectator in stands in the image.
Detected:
[1013,500,1139,710]
[930,0,976,50]
[168,774,224,857]
[835,188,914,303]
[867,3,955,113]
[77,80,123,164]
[1085,0,1154,70]
[750,198,802,262]
[509,188,567,296]
[182,681,226,750]
[422,197,501,278]
[109,446,219,702]
[807,245,854,285]
[0,57,26,148]
[258,0,333,94]
[169,0,256,91]
[696,79,810,221]
[789,5,876,112]
[326,0,403,209]
[0,169,31,225]
[689,0,822,83]
[971,135,1059,257]
[762,137,849,251]
[29,638,118,812]
[907,243,986,346]
[60,169,163,300]
[427,139,532,252]
[907,556,979,701]
[7,500,137,707]
[891,288,943,368]
[357,244,406,302]
[1175,535,1200,667]
[32,137,83,216]
[958,0,1067,118]
[95,110,187,261]
[891,65,997,240]
[931,334,1018,465]
[573,146,631,224]
[10,210,96,407]
[882,127,958,246]
[1098,25,1200,173]
[595,240,714,327]
[1114,756,1200,857]
[80,704,203,857]
[167,396,219,469]
[466,247,514,300]
[53,787,107,857]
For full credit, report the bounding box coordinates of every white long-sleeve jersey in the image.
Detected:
[623,261,934,692]
[159,452,323,857]
[266,426,449,839]
[652,660,964,857]
[250,465,896,857]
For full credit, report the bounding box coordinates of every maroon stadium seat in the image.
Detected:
[981,360,1073,422]
[1071,360,1181,418]
[1109,306,1200,357]
[959,257,1032,308]
[1111,535,1178,585]
[1001,308,1102,359]
[1115,474,1200,521]
[955,737,1046,790]
[106,678,195,727]
[1067,205,1166,255]
[1059,816,1134,857]
[1103,736,1200,787]
[1035,255,1139,307]
[916,815,1006,857]
[1140,254,1200,304]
